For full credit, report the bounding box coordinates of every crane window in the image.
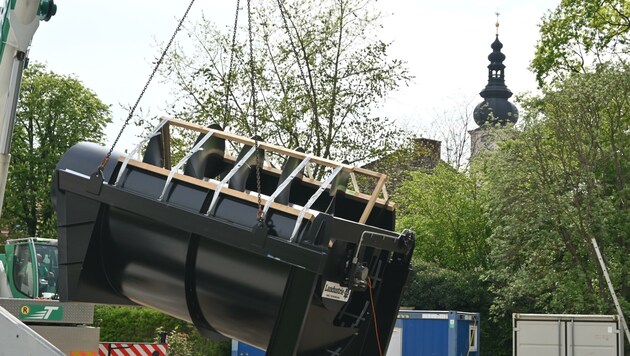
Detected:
[35,244,58,295]
[12,244,34,298]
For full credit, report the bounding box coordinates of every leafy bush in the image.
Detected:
[95,305,230,355]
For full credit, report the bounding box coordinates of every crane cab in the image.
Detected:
[0,237,58,299]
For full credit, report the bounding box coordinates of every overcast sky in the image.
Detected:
[27,0,559,153]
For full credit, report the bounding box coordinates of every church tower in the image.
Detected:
[470,15,518,158]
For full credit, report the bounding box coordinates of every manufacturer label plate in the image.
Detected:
[322,281,351,302]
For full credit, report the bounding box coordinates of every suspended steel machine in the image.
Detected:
[52,117,415,356]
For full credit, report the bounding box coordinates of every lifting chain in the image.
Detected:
[247,0,264,225]
[224,0,241,123]
[98,0,196,172]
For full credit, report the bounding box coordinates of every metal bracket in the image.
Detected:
[86,170,104,195]
[158,130,216,201]
[114,117,170,187]
[290,165,343,242]
[205,145,257,216]
[262,155,311,217]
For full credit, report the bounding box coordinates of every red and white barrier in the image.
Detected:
[98,343,168,356]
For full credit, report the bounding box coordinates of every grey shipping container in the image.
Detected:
[513,313,623,356]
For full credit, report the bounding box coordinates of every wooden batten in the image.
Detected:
[144,117,396,219]
[166,118,386,179]
[123,159,314,220]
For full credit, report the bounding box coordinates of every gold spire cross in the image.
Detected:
[495,10,500,35]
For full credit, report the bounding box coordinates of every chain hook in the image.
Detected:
[247,0,264,225]
[256,207,265,225]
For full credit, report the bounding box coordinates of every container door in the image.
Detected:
[386,326,402,356]
[514,319,566,356]
[567,320,620,356]
[468,322,478,354]
[456,319,479,355]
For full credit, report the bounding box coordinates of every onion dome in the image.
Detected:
[473,30,519,126]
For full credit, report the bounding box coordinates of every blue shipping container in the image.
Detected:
[387,310,480,356]
[231,339,265,356]
[232,310,479,356]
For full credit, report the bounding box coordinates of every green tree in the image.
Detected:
[159,0,410,166]
[96,306,230,355]
[3,63,111,237]
[96,306,184,342]
[155,325,230,356]
[396,163,491,271]
[395,163,500,352]
[481,64,630,349]
[532,0,630,86]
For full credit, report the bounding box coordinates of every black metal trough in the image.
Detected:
[52,118,415,356]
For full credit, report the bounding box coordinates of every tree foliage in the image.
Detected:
[532,0,630,86]
[482,64,630,325]
[431,103,475,170]
[395,63,630,354]
[96,306,230,355]
[395,163,500,352]
[96,306,183,343]
[3,63,110,237]
[386,2,630,353]
[159,0,411,165]
[396,163,491,271]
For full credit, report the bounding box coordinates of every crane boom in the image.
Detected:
[0,0,56,216]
